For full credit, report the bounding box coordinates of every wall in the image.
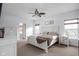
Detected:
[0,5,22,55]
[0,13,21,38]
[54,9,79,47]
[0,13,18,56]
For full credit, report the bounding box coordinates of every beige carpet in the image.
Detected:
[17,40,78,56]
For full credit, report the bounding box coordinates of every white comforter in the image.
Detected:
[38,34,57,40]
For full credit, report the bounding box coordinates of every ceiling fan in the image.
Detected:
[29,9,45,17]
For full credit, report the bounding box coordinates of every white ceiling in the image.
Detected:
[2,3,79,18]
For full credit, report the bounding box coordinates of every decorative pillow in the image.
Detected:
[47,32,58,35]
[42,32,58,36]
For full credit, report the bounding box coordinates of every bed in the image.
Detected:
[27,25,59,52]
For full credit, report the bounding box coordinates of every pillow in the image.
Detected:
[52,35,57,39]
[42,32,59,36]
[47,32,58,36]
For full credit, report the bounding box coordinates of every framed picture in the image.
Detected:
[45,20,54,25]
[0,28,5,38]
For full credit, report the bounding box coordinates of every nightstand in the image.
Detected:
[59,36,69,47]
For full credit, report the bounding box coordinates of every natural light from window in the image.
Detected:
[26,27,33,37]
[64,19,78,39]
[64,24,78,29]
[35,25,40,35]
[64,20,77,23]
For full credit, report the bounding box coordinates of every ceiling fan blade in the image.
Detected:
[40,12,45,14]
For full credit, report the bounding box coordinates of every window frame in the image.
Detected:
[64,18,79,39]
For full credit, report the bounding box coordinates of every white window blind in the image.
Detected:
[64,18,79,39]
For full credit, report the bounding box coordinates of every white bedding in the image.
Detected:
[40,34,58,46]
[27,30,59,52]
[39,34,57,39]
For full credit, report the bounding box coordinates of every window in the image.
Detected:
[64,18,79,39]
[34,24,40,35]
[26,27,33,36]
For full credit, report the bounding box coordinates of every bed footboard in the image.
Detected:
[27,36,48,52]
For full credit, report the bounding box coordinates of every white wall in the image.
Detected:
[54,9,79,47]
[0,13,18,56]
[54,9,79,34]
[0,5,22,56]
[0,13,20,38]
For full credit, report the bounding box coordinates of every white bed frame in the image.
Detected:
[27,25,59,52]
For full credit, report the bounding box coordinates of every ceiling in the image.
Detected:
[2,3,79,18]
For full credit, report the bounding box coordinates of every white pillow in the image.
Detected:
[52,35,57,40]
